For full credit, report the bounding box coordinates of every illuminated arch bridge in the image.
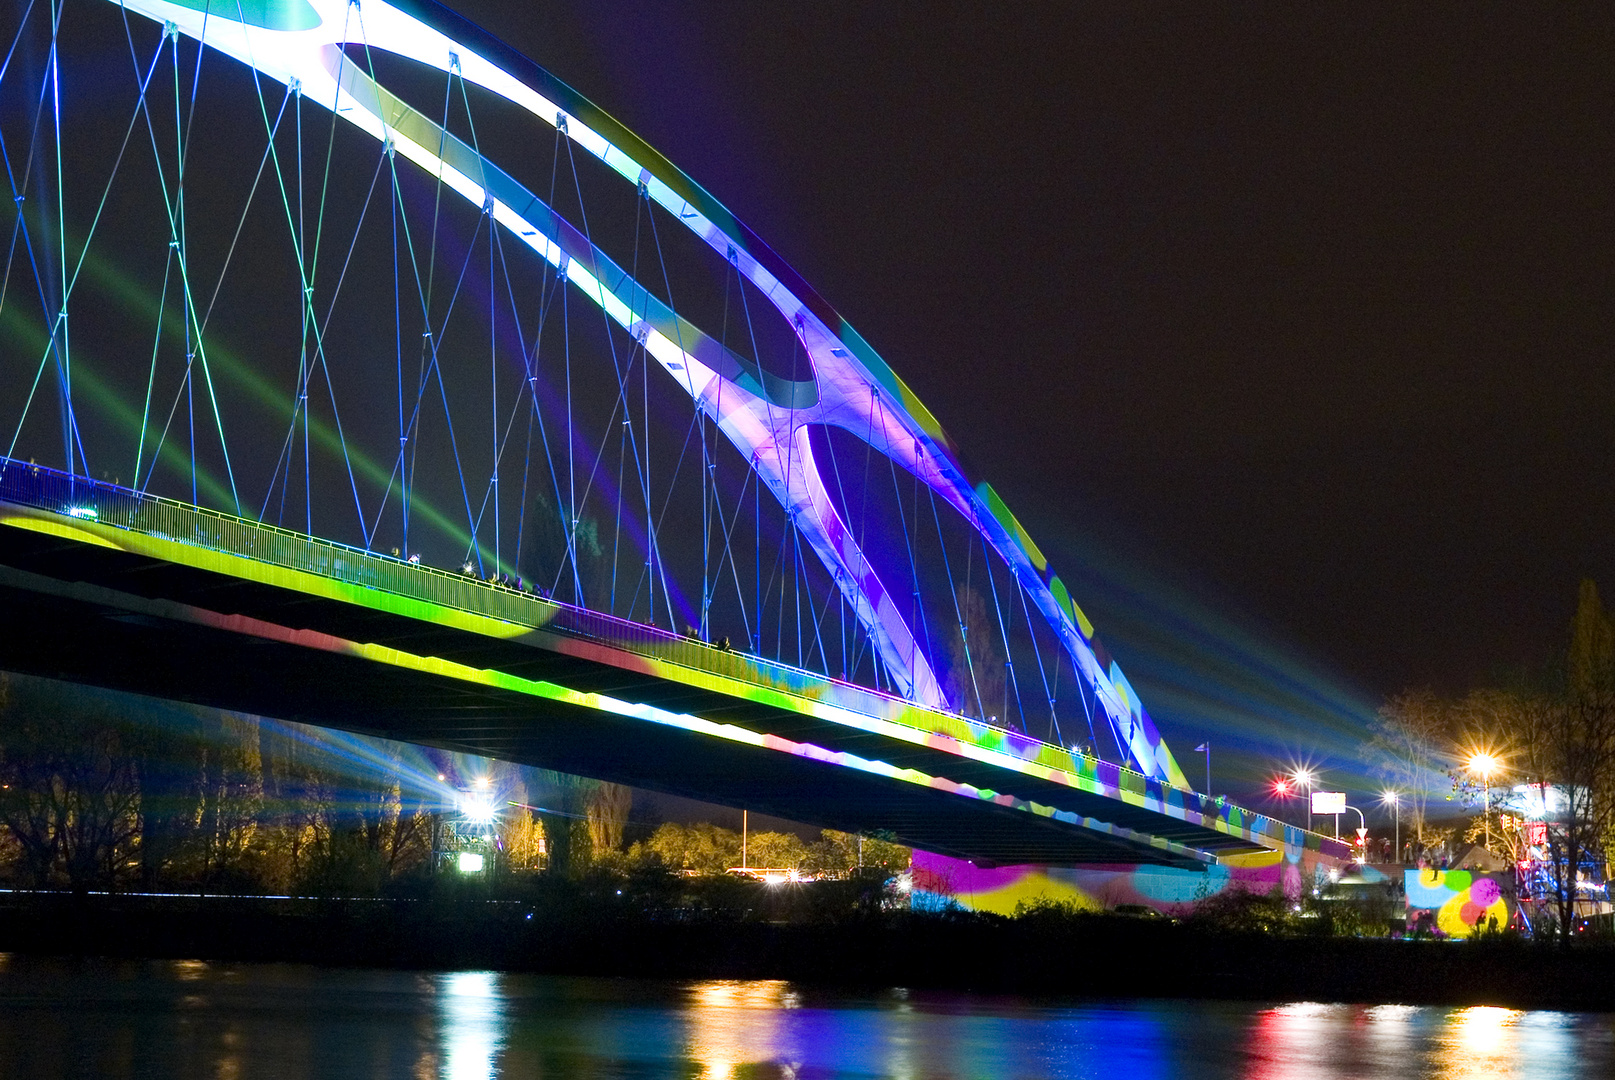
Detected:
[0,0,1345,869]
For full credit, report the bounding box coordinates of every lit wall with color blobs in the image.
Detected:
[911,842,1341,916]
[1405,869,1513,938]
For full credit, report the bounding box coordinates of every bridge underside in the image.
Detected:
[0,505,1320,870]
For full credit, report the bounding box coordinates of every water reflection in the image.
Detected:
[1434,1006,1586,1080]
[0,957,1611,1079]
[1248,1002,1347,1080]
[1444,1005,1520,1068]
[684,980,789,1079]
[439,972,504,1080]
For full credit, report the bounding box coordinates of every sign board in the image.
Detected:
[1311,791,1347,815]
[1355,827,1369,843]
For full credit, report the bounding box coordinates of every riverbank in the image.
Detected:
[2,891,1612,1010]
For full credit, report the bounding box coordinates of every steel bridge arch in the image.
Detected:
[111,0,1188,788]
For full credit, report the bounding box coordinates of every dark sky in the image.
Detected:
[439,2,1615,718]
[10,1,1613,808]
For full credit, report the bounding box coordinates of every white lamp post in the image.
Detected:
[1468,753,1499,851]
[1381,790,1401,862]
[1293,769,1315,831]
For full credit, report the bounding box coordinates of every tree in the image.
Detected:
[1371,688,1450,845]
[503,806,548,871]
[192,713,265,888]
[586,782,631,856]
[529,769,598,876]
[1449,686,1533,850]
[638,822,741,873]
[132,709,207,889]
[0,675,143,890]
[256,720,335,891]
[349,742,433,884]
[745,830,807,869]
[496,770,550,873]
[1510,581,1615,946]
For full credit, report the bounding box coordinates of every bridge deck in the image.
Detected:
[0,459,1348,869]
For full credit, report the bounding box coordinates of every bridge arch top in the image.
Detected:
[113,0,1188,788]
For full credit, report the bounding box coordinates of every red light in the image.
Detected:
[1273,780,1290,796]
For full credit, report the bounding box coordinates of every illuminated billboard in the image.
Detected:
[1311,791,1346,815]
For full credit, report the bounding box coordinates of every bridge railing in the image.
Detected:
[0,457,1338,856]
[0,457,925,719]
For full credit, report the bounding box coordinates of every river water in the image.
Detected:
[0,955,1610,1079]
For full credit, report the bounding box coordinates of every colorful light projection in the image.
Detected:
[0,462,1296,862]
[106,0,1188,787]
[910,840,1346,916]
[1405,869,1513,938]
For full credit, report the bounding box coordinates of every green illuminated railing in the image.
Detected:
[0,457,1349,860]
[0,456,925,716]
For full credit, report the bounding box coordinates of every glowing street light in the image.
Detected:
[1292,769,1317,831]
[1270,777,1299,828]
[1381,790,1402,862]
[459,791,499,826]
[1467,752,1500,851]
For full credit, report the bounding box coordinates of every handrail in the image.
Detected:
[0,456,979,727]
[0,457,1340,855]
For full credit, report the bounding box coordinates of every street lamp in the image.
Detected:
[1292,769,1316,831]
[1271,778,1294,828]
[1468,752,1499,851]
[1381,790,1401,862]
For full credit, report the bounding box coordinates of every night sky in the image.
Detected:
[435,1,1615,796]
[6,2,1613,810]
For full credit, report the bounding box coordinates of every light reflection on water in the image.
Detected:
[440,972,503,1080]
[0,956,1610,1078]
